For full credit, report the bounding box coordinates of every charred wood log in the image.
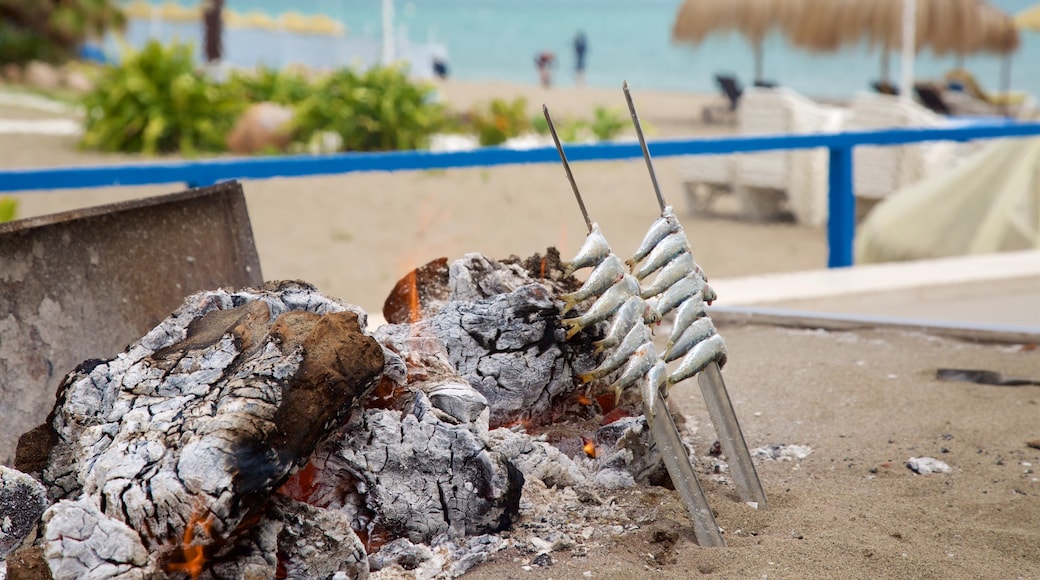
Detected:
[20,281,398,578]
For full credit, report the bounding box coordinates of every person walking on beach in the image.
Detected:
[573,30,587,85]
[535,51,555,88]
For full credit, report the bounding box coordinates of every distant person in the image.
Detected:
[535,51,555,88]
[573,31,587,85]
[432,57,449,79]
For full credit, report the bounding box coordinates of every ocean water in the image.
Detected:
[135,0,1040,101]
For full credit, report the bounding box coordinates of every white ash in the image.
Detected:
[752,444,813,462]
[907,457,952,475]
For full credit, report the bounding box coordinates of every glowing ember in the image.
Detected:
[582,437,597,458]
[166,508,215,579]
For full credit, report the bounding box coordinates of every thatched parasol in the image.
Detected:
[789,0,1018,83]
[671,0,807,84]
[1014,2,1040,32]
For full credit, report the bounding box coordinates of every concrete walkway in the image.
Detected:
[711,250,1040,331]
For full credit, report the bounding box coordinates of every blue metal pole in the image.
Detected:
[827,146,855,268]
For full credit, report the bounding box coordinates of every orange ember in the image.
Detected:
[278,461,318,503]
[405,270,421,324]
[582,437,596,458]
[539,257,547,279]
[166,509,214,579]
[576,393,592,406]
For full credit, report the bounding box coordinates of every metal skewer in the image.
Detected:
[622,82,768,510]
[622,81,666,212]
[543,104,592,234]
[543,103,725,546]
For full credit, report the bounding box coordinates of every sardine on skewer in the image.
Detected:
[609,343,657,403]
[668,334,728,385]
[656,273,708,318]
[630,232,688,280]
[565,222,611,275]
[639,252,695,300]
[667,293,708,345]
[579,321,652,383]
[592,295,660,354]
[629,207,682,265]
[640,360,669,418]
[560,273,640,339]
[664,317,717,363]
[559,254,625,315]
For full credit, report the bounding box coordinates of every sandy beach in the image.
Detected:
[2,79,825,316]
[2,79,1037,579]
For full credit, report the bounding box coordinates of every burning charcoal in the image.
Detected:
[383,257,450,323]
[292,391,523,549]
[24,281,396,578]
[0,466,48,558]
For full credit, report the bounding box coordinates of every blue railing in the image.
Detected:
[4,121,1040,267]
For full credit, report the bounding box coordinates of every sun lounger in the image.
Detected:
[701,74,744,125]
[846,92,961,215]
[682,87,847,226]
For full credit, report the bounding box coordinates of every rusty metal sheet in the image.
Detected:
[0,181,262,465]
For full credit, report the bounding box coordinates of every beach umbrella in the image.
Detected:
[790,0,1018,86]
[856,137,1040,263]
[671,0,807,85]
[307,14,346,36]
[158,1,199,23]
[241,10,277,31]
[1014,2,1040,31]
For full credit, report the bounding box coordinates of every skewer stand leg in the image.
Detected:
[697,361,767,508]
[645,390,726,547]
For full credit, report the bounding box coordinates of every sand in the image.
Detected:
[2,79,824,316]
[2,80,1037,579]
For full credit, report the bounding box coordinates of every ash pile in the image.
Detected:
[1,250,711,580]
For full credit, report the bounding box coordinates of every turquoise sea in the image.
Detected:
[132,0,1040,100]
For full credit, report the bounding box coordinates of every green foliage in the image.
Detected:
[225,66,311,106]
[589,106,626,141]
[80,41,242,155]
[0,0,125,63]
[0,197,17,223]
[529,112,585,143]
[0,20,64,64]
[469,98,531,146]
[293,66,446,152]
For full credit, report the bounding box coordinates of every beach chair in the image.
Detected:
[682,87,846,226]
[846,92,960,217]
[914,83,953,116]
[871,80,899,96]
[701,74,744,125]
[944,69,1038,119]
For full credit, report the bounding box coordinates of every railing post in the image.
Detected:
[827,145,855,268]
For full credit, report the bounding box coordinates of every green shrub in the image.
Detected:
[530,112,585,143]
[590,106,627,141]
[0,0,125,63]
[225,66,311,106]
[469,97,530,146]
[0,21,64,64]
[293,66,445,152]
[0,197,17,223]
[80,41,242,155]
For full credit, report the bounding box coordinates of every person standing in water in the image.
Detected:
[573,30,587,85]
